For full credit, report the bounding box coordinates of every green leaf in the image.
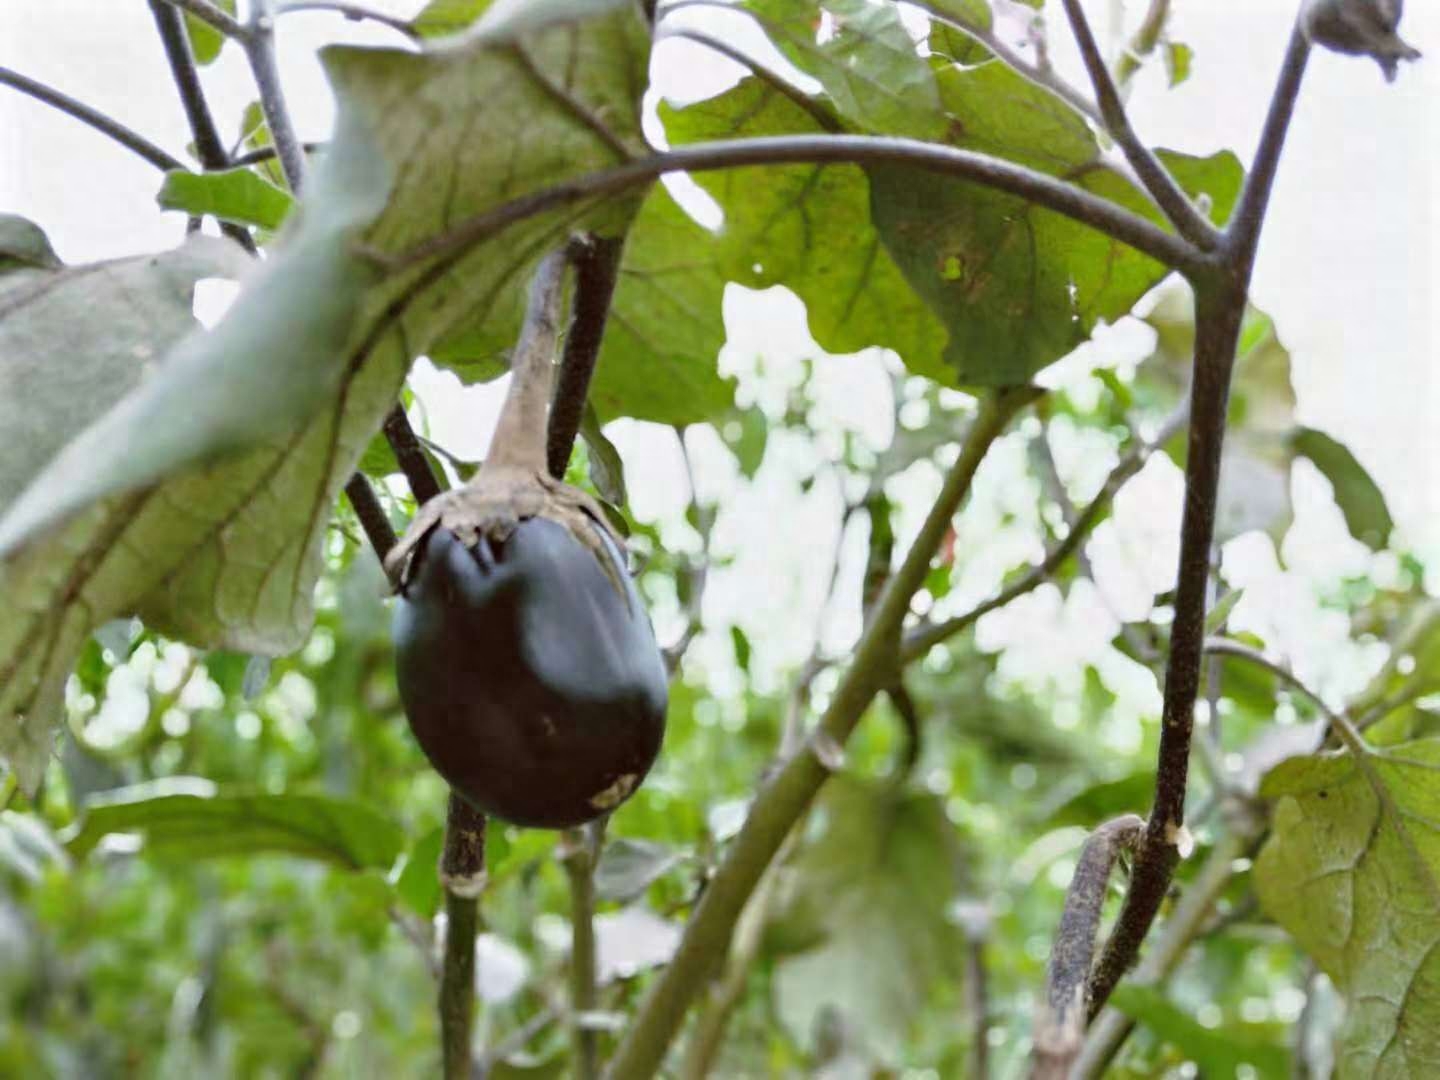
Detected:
[769,778,963,1058]
[1043,771,1155,829]
[1255,739,1440,1076]
[413,0,494,36]
[183,0,236,66]
[1291,427,1394,550]
[730,625,753,673]
[1164,41,1195,87]
[594,838,684,902]
[579,405,626,507]
[390,827,445,916]
[64,780,406,871]
[1110,985,1290,1076]
[1204,587,1245,634]
[661,78,954,386]
[157,168,295,231]
[745,0,946,140]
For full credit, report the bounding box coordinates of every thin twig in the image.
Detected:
[1203,637,1338,722]
[373,135,1206,279]
[546,235,626,479]
[1058,0,1218,248]
[230,140,325,168]
[160,0,247,39]
[147,0,259,253]
[276,0,419,38]
[605,386,1041,1079]
[0,65,184,172]
[1113,0,1173,94]
[1032,815,1145,1079]
[242,0,308,194]
[901,402,1188,663]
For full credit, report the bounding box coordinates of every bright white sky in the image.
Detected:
[2,1,1435,738]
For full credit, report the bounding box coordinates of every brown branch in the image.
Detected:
[561,826,602,1080]
[1031,815,1145,1079]
[440,793,487,1080]
[344,473,397,555]
[384,405,445,504]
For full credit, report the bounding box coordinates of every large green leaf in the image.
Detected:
[1255,739,1440,1077]
[65,780,405,871]
[769,778,963,1059]
[661,78,953,385]
[157,168,295,231]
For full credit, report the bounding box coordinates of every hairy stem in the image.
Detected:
[242,0,308,194]
[546,236,625,480]
[604,386,1040,1079]
[276,0,419,38]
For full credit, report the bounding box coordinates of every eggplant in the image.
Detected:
[385,250,668,828]
[392,514,667,828]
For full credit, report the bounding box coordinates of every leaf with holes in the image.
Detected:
[1255,739,1440,1077]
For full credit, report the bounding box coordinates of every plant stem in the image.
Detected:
[147,0,258,253]
[1113,0,1172,93]
[242,0,308,195]
[1031,815,1145,1079]
[0,65,184,172]
[343,472,397,555]
[1058,0,1217,249]
[1085,18,1311,1015]
[1203,637,1338,723]
[378,135,1205,279]
[486,249,572,471]
[1073,828,1256,1077]
[546,235,626,480]
[604,386,1040,1079]
[384,405,445,503]
[440,794,487,1080]
[562,827,601,1080]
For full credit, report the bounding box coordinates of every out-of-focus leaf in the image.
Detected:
[391,827,445,917]
[1110,985,1290,1076]
[580,406,626,507]
[769,778,963,1059]
[1255,739,1440,1076]
[594,838,684,902]
[1042,771,1155,829]
[413,0,493,36]
[1205,588,1245,633]
[0,213,62,271]
[1164,41,1194,87]
[1291,427,1394,550]
[157,168,295,231]
[65,780,406,870]
[0,811,67,883]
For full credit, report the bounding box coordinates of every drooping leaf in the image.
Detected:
[0,213,62,271]
[157,168,296,231]
[1042,770,1156,829]
[769,778,963,1059]
[64,780,406,871]
[1110,985,1290,1076]
[1204,587,1245,633]
[1255,740,1440,1076]
[1291,426,1394,550]
[391,826,445,916]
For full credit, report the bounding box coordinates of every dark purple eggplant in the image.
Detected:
[392,516,666,828]
[385,251,667,828]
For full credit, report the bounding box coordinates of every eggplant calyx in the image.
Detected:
[383,465,628,603]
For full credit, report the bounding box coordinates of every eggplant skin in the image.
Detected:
[392,517,668,828]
